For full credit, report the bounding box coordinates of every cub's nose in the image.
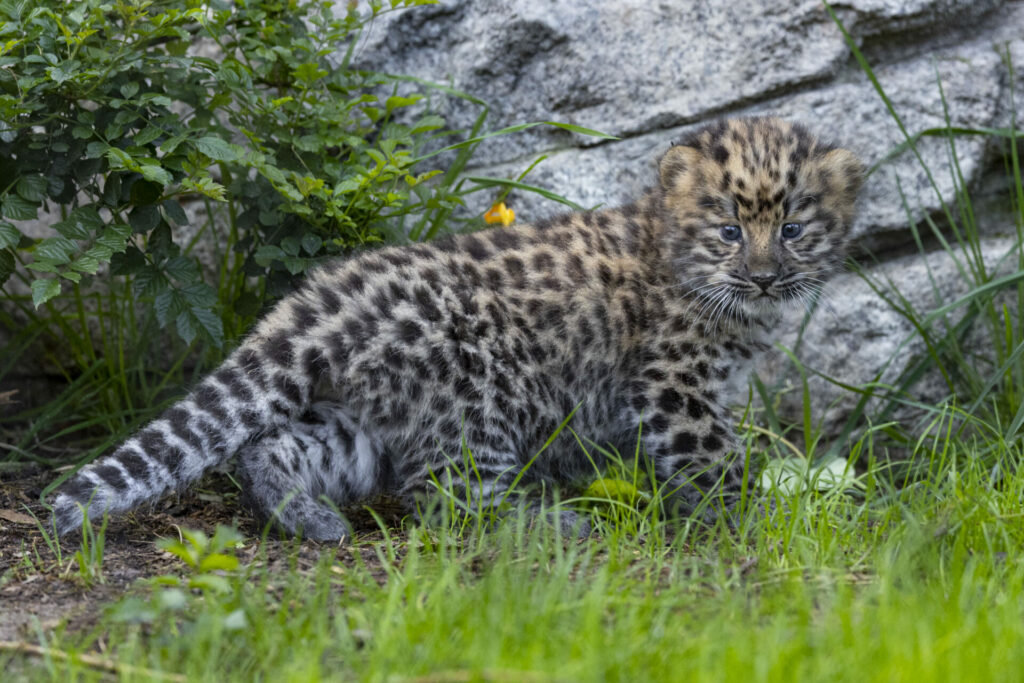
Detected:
[750,274,777,292]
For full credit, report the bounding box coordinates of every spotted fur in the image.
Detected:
[52,118,864,540]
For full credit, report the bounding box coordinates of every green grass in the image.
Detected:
[9,420,1024,682]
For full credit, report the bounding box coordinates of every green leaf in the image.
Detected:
[465,176,586,212]
[0,222,20,249]
[153,288,179,326]
[114,110,138,126]
[129,205,161,233]
[160,133,187,154]
[179,282,216,308]
[72,206,103,231]
[539,121,618,138]
[16,174,47,202]
[175,309,197,344]
[410,114,445,135]
[46,62,76,84]
[130,179,163,206]
[85,141,108,158]
[1,195,38,220]
[187,574,231,594]
[258,209,283,227]
[411,120,617,165]
[95,224,130,252]
[46,174,65,197]
[69,253,102,274]
[292,62,327,84]
[253,245,285,267]
[192,305,225,344]
[132,265,168,298]
[156,538,199,567]
[105,222,130,239]
[333,177,363,195]
[222,608,247,631]
[82,243,113,262]
[34,236,77,264]
[161,200,188,225]
[142,94,173,107]
[282,256,306,275]
[25,260,60,274]
[139,164,172,186]
[294,134,322,153]
[198,553,239,572]
[194,136,240,162]
[258,163,290,188]
[280,235,301,256]
[362,106,381,123]
[135,125,163,146]
[31,278,61,307]
[53,206,102,240]
[163,256,198,282]
[301,233,321,255]
[110,246,147,276]
[385,94,422,113]
[53,218,90,241]
[159,588,188,611]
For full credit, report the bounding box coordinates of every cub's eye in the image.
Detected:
[719,225,742,242]
[781,222,804,239]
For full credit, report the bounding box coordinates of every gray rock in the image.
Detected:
[840,0,1002,34]
[757,235,1021,438]
[355,0,1004,165]
[357,1,849,161]
[457,40,1006,247]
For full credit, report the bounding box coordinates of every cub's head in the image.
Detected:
[658,117,864,325]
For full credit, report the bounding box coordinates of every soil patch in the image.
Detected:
[0,464,405,644]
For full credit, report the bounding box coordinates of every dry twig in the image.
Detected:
[0,640,186,682]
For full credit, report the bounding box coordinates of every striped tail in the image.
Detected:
[52,343,312,535]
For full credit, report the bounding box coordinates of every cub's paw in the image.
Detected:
[528,507,593,539]
[257,501,352,543]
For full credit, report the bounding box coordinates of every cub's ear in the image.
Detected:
[821,148,866,201]
[658,144,703,191]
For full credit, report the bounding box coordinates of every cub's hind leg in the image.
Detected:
[392,436,592,537]
[236,401,391,541]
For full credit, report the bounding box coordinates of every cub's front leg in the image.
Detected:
[628,362,754,520]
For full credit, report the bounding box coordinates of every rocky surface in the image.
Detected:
[762,235,1021,439]
[354,0,1024,439]
[357,0,1018,240]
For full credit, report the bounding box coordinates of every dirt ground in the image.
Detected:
[0,463,405,645]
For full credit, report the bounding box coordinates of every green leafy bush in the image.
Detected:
[1,0,456,348]
[0,0,609,463]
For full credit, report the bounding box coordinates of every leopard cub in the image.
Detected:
[53,117,864,540]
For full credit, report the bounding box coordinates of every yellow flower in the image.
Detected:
[484,201,515,226]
